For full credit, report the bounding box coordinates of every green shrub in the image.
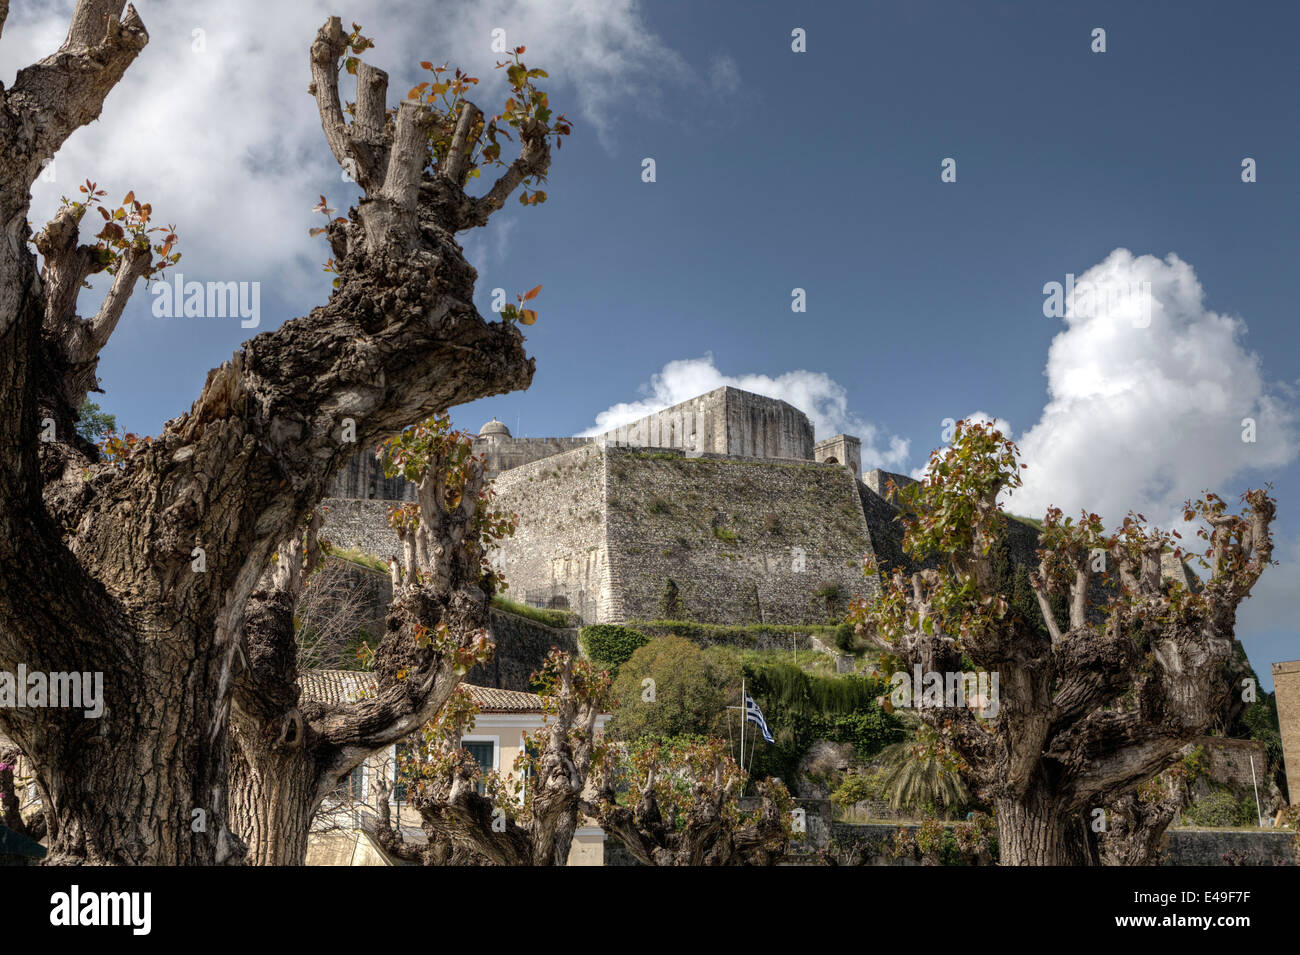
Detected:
[659,579,687,619]
[579,624,649,673]
[833,622,857,652]
[1182,787,1255,828]
[831,773,873,810]
[607,636,739,741]
[814,581,843,618]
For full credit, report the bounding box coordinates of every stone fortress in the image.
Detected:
[323,386,905,626]
[319,387,1300,818]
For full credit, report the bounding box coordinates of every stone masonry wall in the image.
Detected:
[601,447,879,625]
[597,387,730,454]
[321,498,402,558]
[722,387,814,461]
[489,444,613,623]
[466,609,579,692]
[295,554,578,695]
[1190,737,1270,793]
[1275,660,1300,805]
[475,435,593,480]
[595,386,814,462]
[326,450,414,502]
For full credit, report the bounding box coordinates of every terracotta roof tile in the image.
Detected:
[298,669,544,713]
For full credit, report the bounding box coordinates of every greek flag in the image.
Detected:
[744,694,774,744]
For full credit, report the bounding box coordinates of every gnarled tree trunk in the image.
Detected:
[228,726,318,867]
[0,5,543,863]
[588,741,791,866]
[409,653,607,866]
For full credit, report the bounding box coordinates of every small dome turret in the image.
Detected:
[479,417,511,439]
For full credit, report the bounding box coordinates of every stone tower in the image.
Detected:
[814,434,862,480]
[1274,660,1300,805]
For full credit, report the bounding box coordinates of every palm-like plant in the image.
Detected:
[873,742,971,818]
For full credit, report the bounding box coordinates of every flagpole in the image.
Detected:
[739,676,745,773]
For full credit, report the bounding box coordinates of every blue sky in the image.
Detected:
[6,0,1297,686]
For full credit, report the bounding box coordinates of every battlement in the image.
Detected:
[333,385,833,497]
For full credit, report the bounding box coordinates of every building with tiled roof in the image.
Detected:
[299,669,545,713]
[300,669,609,866]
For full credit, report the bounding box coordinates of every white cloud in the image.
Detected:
[3,0,688,309]
[577,354,911,469]
[707,54,740,94]
[998,249,1298,528]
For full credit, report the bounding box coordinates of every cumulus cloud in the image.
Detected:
[577,354,911,470]
[998,249,1298,528]
[3,0,690,307]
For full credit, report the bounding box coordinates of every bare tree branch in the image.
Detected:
[439,102,481,188]
[5,1,147,184]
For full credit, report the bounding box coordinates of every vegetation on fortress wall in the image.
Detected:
[606,635,901,787]
[626,618,844,651]
[579,624,649,674]
[488,595,578,630]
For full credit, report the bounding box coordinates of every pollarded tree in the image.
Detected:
[401,649,611,866]
[1096,769,1187,866]
[0,3,563,863]
[848,420,1275,865]
[230,416,511,865]
[585,737,793,866]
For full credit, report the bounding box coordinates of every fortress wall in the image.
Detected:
[489,444,613,623]
[598,388,728,453]
[815,434,862,478]
[595,386,816,462]
[863,468,917,502]
[1186,737,1269,793]
[466,608,579,692]
[602,447,879,625]
[326,452,415,502]
[320,498,402,558]
[724,387,815,461]
[1273,660,1300,804]
[476,436,592,478]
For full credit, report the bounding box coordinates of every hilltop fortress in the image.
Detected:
[323,386,933,626]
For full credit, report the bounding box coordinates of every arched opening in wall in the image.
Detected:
[824,456,839,466]
[851,461,858,474]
